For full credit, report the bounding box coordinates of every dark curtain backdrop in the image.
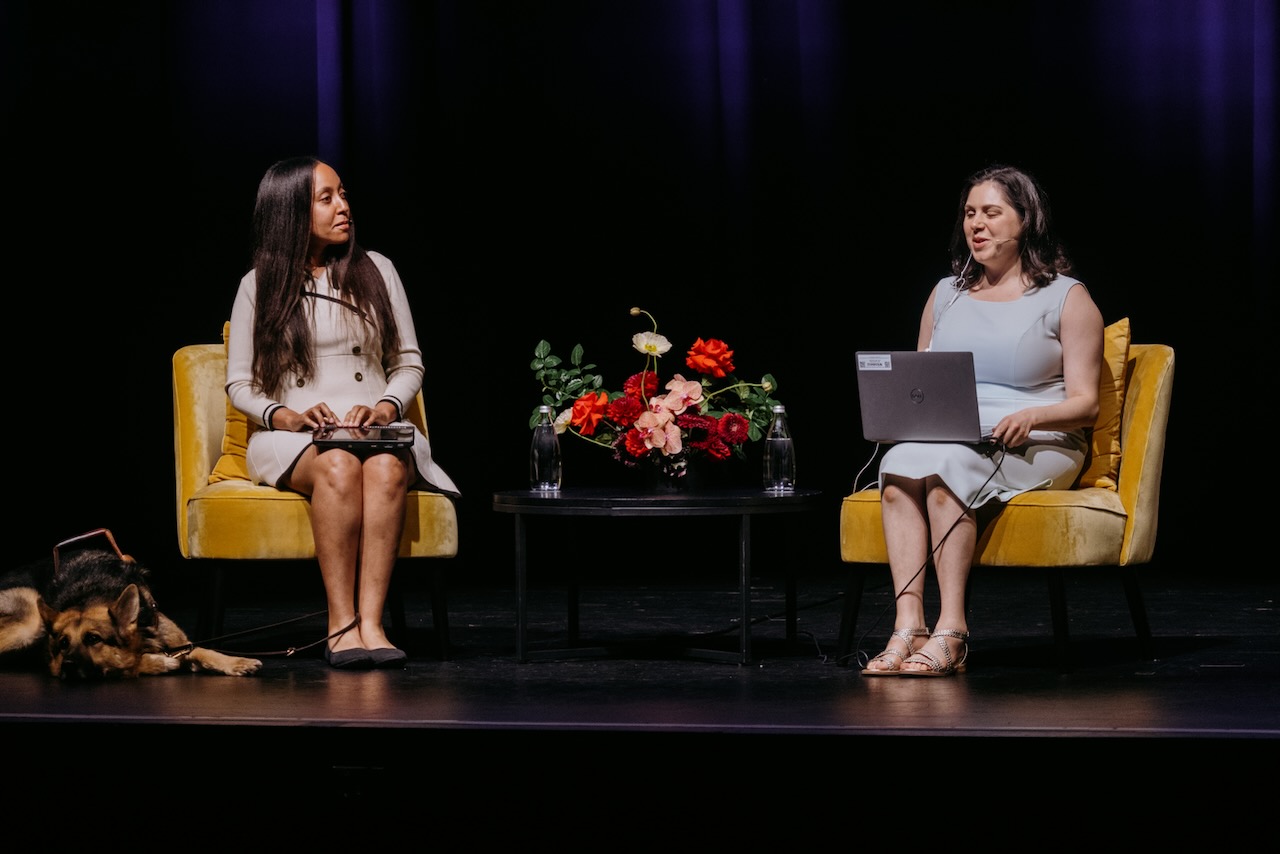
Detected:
[5,0,1272,590]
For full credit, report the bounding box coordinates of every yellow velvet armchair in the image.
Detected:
[838,319,1174,671]
[172,323,459,656]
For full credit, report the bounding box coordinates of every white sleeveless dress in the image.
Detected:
[878,274,1088,508]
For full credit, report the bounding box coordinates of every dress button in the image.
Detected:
[354,372,364,382]
[296,378,305,388]
[352,345,361,354]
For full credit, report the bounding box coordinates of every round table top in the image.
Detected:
[492,485,823,517]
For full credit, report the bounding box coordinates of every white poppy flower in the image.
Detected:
[632,331,672,357]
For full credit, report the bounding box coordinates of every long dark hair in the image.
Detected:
[249,156,400,397]
[949,164,1073,292]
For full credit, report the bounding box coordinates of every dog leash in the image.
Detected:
[171,613,357,659]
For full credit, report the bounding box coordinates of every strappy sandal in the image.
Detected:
[861,627,930,676]
[898,628,969,676]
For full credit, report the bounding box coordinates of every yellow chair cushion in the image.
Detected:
[1076,317,1130,490]
[185,481,459,559]
[208,321,255,483]
[839,486,1128,567]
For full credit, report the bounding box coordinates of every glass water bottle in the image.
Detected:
[763,404,796,492]
[529,405,562,491]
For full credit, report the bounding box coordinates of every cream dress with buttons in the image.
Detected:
[226,251,459,496]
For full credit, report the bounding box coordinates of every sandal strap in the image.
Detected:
[903,629,969,673]
[932,628,969,669]
[866,627,930,670]
[902,647,945,672]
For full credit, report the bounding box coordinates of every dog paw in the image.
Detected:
[185,648,262,676]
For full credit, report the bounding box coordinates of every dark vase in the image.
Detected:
[638,454,749,492]
[641,461,696,492]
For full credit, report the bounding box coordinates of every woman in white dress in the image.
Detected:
[862,165,1104,676]
[226,156,459,670]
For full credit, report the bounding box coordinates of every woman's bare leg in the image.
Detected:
[864,474,932,670]
[354,453,410,650]
[287,447,366,653]
[901,475,974,672]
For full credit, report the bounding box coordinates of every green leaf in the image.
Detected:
[535,340,552,359]
[571,343,585,366]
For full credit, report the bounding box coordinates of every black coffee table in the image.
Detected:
[492,486,823,664]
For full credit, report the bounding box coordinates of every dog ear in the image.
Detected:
[110,584,143,631]
[36,595,58,628]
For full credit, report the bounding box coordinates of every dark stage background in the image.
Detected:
[5,1,1272,592]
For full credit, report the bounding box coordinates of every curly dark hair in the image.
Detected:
[249,156,400,398]
[948,164,1073,292]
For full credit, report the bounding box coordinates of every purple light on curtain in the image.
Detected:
[674,0,841,215]
[1103,0,1271,294]
[1105,1,1261,183]
[314,0,345,165]
[1254,0,1275,234]
[715,0,752,180]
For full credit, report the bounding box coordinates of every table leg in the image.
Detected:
[513,513,527,663]
[739,513,751,664]
[786,565,797,645]
[786,512,802,646]
[567,565,580,644]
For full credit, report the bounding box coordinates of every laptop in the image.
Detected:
[855,350,994,444]
[313,424,415,451]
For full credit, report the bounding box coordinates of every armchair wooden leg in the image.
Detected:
[431,562,451,661]
[386,562,450,660]
[388,572,407,638]
[837,566,867,667]
[1121,567,1154,660]
[195,562,228,645]
[1046,567,1073,673]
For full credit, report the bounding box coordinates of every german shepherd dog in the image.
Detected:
[0,530,261,678]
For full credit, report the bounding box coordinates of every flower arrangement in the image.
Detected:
[529,307,782,480]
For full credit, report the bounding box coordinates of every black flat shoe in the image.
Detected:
[368,647,408,669]
[324,644,374,670]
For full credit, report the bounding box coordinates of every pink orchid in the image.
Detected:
[634,409,683,455]
[661,374,703,415]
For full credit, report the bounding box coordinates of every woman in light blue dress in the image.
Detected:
[863,165,1104,676]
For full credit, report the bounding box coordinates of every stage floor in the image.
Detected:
[3,560,1276,814]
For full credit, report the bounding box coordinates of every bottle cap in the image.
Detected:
[538,405,552,413]
[772,405,785,413]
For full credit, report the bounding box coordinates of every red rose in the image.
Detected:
[686,338,735,378]
[570,391,609,436]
